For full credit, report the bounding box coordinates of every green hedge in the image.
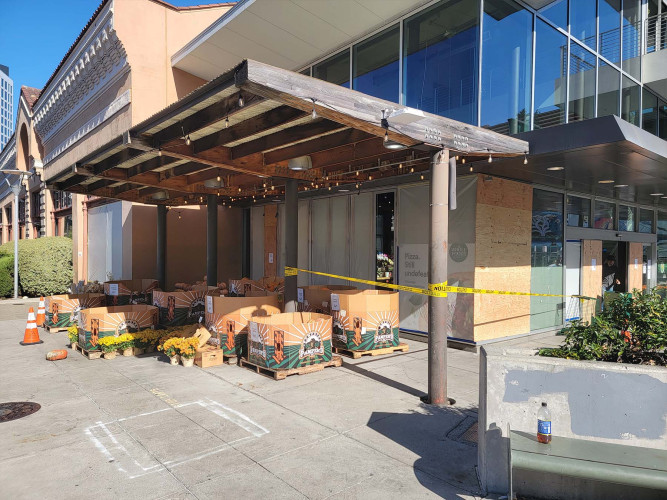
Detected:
[0,237,73,297]
[0,253,13,297]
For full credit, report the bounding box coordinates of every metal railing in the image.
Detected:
[646,12,667,53]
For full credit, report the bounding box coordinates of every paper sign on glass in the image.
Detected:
[206,295,213,314]
[268,253,274,264]
[108,284,119,296]
[634,258,638,269]
[330,294,340,311]
[297,288,304,303]
[591,258,596,271]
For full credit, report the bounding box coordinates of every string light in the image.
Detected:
[462,158,466,164]
[384,130,389,143]
[469,166,473,172]
[410,167,414,173]
[216,173,221,182]
[238,187,242,193]
[455,155,459,161]
[488,154,492,163]
[157,148,162,157]
[368,175,373,181]
[399,163,403,170]
[225,117,229,128]
[185,135,191,146]
[356,171,359,176]
[238,95,244,107]
[523,153,528,165]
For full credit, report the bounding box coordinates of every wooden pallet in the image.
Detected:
[74,342,102,360]
[239,355,343,380]
[333,342,409,359]
[44,324,69,334]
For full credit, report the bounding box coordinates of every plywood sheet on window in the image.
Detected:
[264,204,277,277]
[473,177,532,341]
[581,239,602,321]
[627,242,643,292]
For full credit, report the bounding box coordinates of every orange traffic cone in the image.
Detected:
[20,307,43,345]
[36,297,46,327]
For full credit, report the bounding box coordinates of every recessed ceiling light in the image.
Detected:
[614,184,628,188]
[650,193,664,196]
[338,188,350,192]
[547,166,564,171]
[598,180,615,184]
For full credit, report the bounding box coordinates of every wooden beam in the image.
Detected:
[89,147,152,175]
[193,105,306,153]
[151,91,263,146]
[263,128,372,165]
[231,119,345,159]
[237,59,529,156]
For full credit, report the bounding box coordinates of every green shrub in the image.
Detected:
[0,237,73,297]
[0,252,13,297]
[540,290,667,366]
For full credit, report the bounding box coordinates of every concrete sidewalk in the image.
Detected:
[0,312,561,500]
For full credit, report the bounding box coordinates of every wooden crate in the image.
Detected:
[239,355,342,380]
[333,342,409,359]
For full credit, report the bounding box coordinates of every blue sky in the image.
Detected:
[0,0,227,123]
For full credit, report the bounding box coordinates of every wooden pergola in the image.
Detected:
[48,59,527,206]
[46,59,528,405]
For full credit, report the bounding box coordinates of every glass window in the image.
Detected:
[538,0,567,29]
[594,200,615,229]
[622,0,641,79]
[659,100,667,140]
[618,205,635,231]
[403,0,479,124]
[376,192,395,283]
[658,212,667,286]
[566,196,591,227]
[299,68,311,76]
[534,20,567,129]
[642,89,659,135]
[621,76,640,126]
[481,0,532,134]
[353,25,399,103]
[599,0,621,63]
[313,51,350,88]
[568,42,596,122]
[597,61,620,118]
[531,189,564,330]
[570,0,597,50]
[639,208,654,233]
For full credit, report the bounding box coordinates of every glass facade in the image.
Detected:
[301,0,665,136]
[618,205,635,231]
[531,189,564,331]
[353,25,399,103]
[639,208,654,233]
[594,200,615,229]
[403,0,479,124]
[659,212,667,286]
[480,0,532,134]
[566,196,591,227]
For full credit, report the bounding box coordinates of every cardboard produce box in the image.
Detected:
[229,276,284,296]
[298,285,358,314]
[45,293,105,328]
[205,295,281,358]
[77,305,158,351]
[247,312,332,370]
[195,346,224,368]
[152,288,217,327]
[330,290,399,351]
[104,279,159,306]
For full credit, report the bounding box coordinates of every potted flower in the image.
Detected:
[132,332,149,356]
[178,337,200,367]
[116,333,135,356]
[98,336,118,360]
[67,326,79,349]
[159,337,181,365]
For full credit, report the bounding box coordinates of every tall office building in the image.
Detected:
[0,64,13,150]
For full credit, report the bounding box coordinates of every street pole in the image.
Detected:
[12,183,19,299]
[426,149,451,406]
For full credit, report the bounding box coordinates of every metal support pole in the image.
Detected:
[156,205,167,290]
[241,208,250,278]
[12,184,20,299]
[206,195,218,287]
[284,179,298,312]
[427,149,451,406]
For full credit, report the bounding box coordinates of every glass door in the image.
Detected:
[375,192,395,286]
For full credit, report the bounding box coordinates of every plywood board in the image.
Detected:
[627,242,643,293]
[581,240,602,321]
[264,205,277,276]
[473,177,532,341]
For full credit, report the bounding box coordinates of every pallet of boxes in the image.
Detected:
[44,293,105,333]
[104,279,159,306]
[300,286,408,358]
[153,285,218,327]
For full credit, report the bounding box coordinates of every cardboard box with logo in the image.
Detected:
[77,305,158,351]
[152,286,217,327]
[45,293,105,329]
[247,312,332,370]
[297,285,357,314]
[330,290,399,351]
[229,277,284,296]
[205,294,281,358]
[104,279,160,306]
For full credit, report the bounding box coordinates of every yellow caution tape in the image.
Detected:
[284,266,595,301]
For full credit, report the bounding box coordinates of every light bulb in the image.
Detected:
[410,167,414,173]
[488,154,492,163]
[238,95,244,107]
[523,155,528,165]
[225,117,229,128]
[356,171,359,176]
[399,163,403,169]
[384,131,388,143]
[368,175,373,180]
[185,136,191,146]
[462,158,466,164]
[178,214,182,219]
[420,175,424,180]
[157,148,162,157]
[455,156,459,161]
[217,174,221,182]
[469,166,473,172]
[312,108,317,119]
[238,187,241,193]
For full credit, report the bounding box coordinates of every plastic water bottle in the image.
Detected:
[537,402,552,444]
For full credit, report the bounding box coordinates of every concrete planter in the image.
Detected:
[479,346,667,500]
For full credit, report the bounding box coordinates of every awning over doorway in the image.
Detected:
[46,59,527,205]
[469,115,667,207]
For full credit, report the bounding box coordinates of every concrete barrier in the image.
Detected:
[479,346,667,499]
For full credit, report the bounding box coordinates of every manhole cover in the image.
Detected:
[446,415,478,445]
[460,421,478,444]
[0,402,41,422]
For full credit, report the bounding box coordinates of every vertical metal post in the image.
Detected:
[427,149,450,406]
[242,208,250,278]
[206,194,218,287]
[12,184,20,299]
[284,179,298,312]
[156,205,167,290]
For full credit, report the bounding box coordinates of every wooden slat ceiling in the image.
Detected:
[48,59,528,206]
